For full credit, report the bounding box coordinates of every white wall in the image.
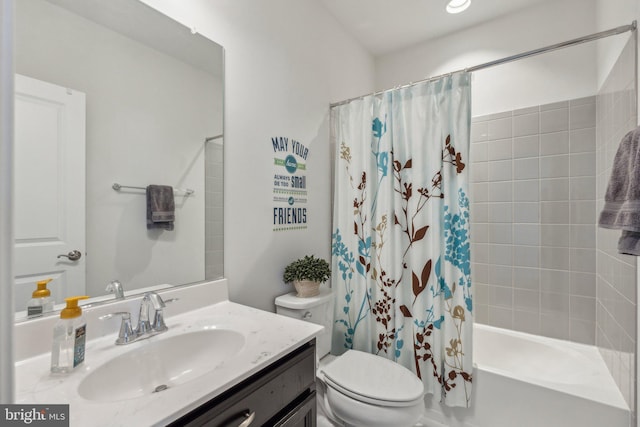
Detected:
[140,0,375,311]
[375,0,598,117]
[595,0,639,88]
[0,0,14,404]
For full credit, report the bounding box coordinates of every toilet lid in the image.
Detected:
[321,350,424,407]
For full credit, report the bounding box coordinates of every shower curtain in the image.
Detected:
[330,72,473,407]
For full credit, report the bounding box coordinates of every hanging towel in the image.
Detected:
[618,230,640,256]
[146,185,175,231]
[598,126,640,255]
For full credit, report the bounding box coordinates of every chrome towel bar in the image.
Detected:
[112,183,194,196]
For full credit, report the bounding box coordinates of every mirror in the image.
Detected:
[14,0,224,320]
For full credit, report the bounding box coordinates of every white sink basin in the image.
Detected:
[78,329,245,402]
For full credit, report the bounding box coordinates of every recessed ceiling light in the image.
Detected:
[446,0,471,14]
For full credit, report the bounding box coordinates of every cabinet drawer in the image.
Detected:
[170,340,316,427]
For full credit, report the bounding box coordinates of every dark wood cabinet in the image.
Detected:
[168,340,316,427]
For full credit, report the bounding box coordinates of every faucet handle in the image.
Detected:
[99,312,135,345]
[151,297,178,333]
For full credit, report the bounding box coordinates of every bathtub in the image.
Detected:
[420,324,630,427]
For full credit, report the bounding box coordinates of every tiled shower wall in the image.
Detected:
[595,37,637,413]
[470,97,599,344]
[205,141,224,279]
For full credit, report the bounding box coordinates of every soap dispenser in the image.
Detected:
[26,278,55,317]
[51,296,89,374]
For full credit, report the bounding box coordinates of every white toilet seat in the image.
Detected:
[320,350,424,407]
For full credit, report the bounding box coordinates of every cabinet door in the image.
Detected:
[273,391,316,427]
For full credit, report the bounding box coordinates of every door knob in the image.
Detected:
[57,250,82,261]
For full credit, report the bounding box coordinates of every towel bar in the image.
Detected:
[112,183,194,196]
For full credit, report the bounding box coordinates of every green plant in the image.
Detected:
[283,255,331,284]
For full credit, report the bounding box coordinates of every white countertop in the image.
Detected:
[15,286,323,426]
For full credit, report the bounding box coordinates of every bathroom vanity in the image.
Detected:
[14,280,322,426]
[170,340,316,426]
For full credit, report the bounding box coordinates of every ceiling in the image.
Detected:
[319,0,557,56]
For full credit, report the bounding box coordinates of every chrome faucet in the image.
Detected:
[105,280,125,300]
[136,292,167,335]
[100,291,177,345]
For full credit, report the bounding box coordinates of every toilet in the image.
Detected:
[275,287,424,427]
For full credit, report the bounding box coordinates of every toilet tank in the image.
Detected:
[275,286,334,357]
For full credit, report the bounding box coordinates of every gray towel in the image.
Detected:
[618,230,640,255]
[146,185,175,230]
[598,126,640,255]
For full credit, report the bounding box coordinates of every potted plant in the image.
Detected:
[283,255,331,298]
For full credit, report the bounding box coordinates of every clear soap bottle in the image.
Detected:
[50,296,89,374]
[26,278,54,318]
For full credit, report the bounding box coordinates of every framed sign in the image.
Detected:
[272,136,308,231]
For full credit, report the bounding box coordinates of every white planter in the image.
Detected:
[293,280,320,298]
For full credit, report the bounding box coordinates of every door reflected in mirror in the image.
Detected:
[14,0,224,320]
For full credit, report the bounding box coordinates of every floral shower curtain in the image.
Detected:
[330,72,473,407]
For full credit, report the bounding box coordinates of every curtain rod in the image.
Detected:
[330,21,637,108]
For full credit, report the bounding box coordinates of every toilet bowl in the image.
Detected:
[275,289,424,427]
[320,349,424,427]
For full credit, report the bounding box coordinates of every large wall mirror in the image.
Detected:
[14,0,224,320]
